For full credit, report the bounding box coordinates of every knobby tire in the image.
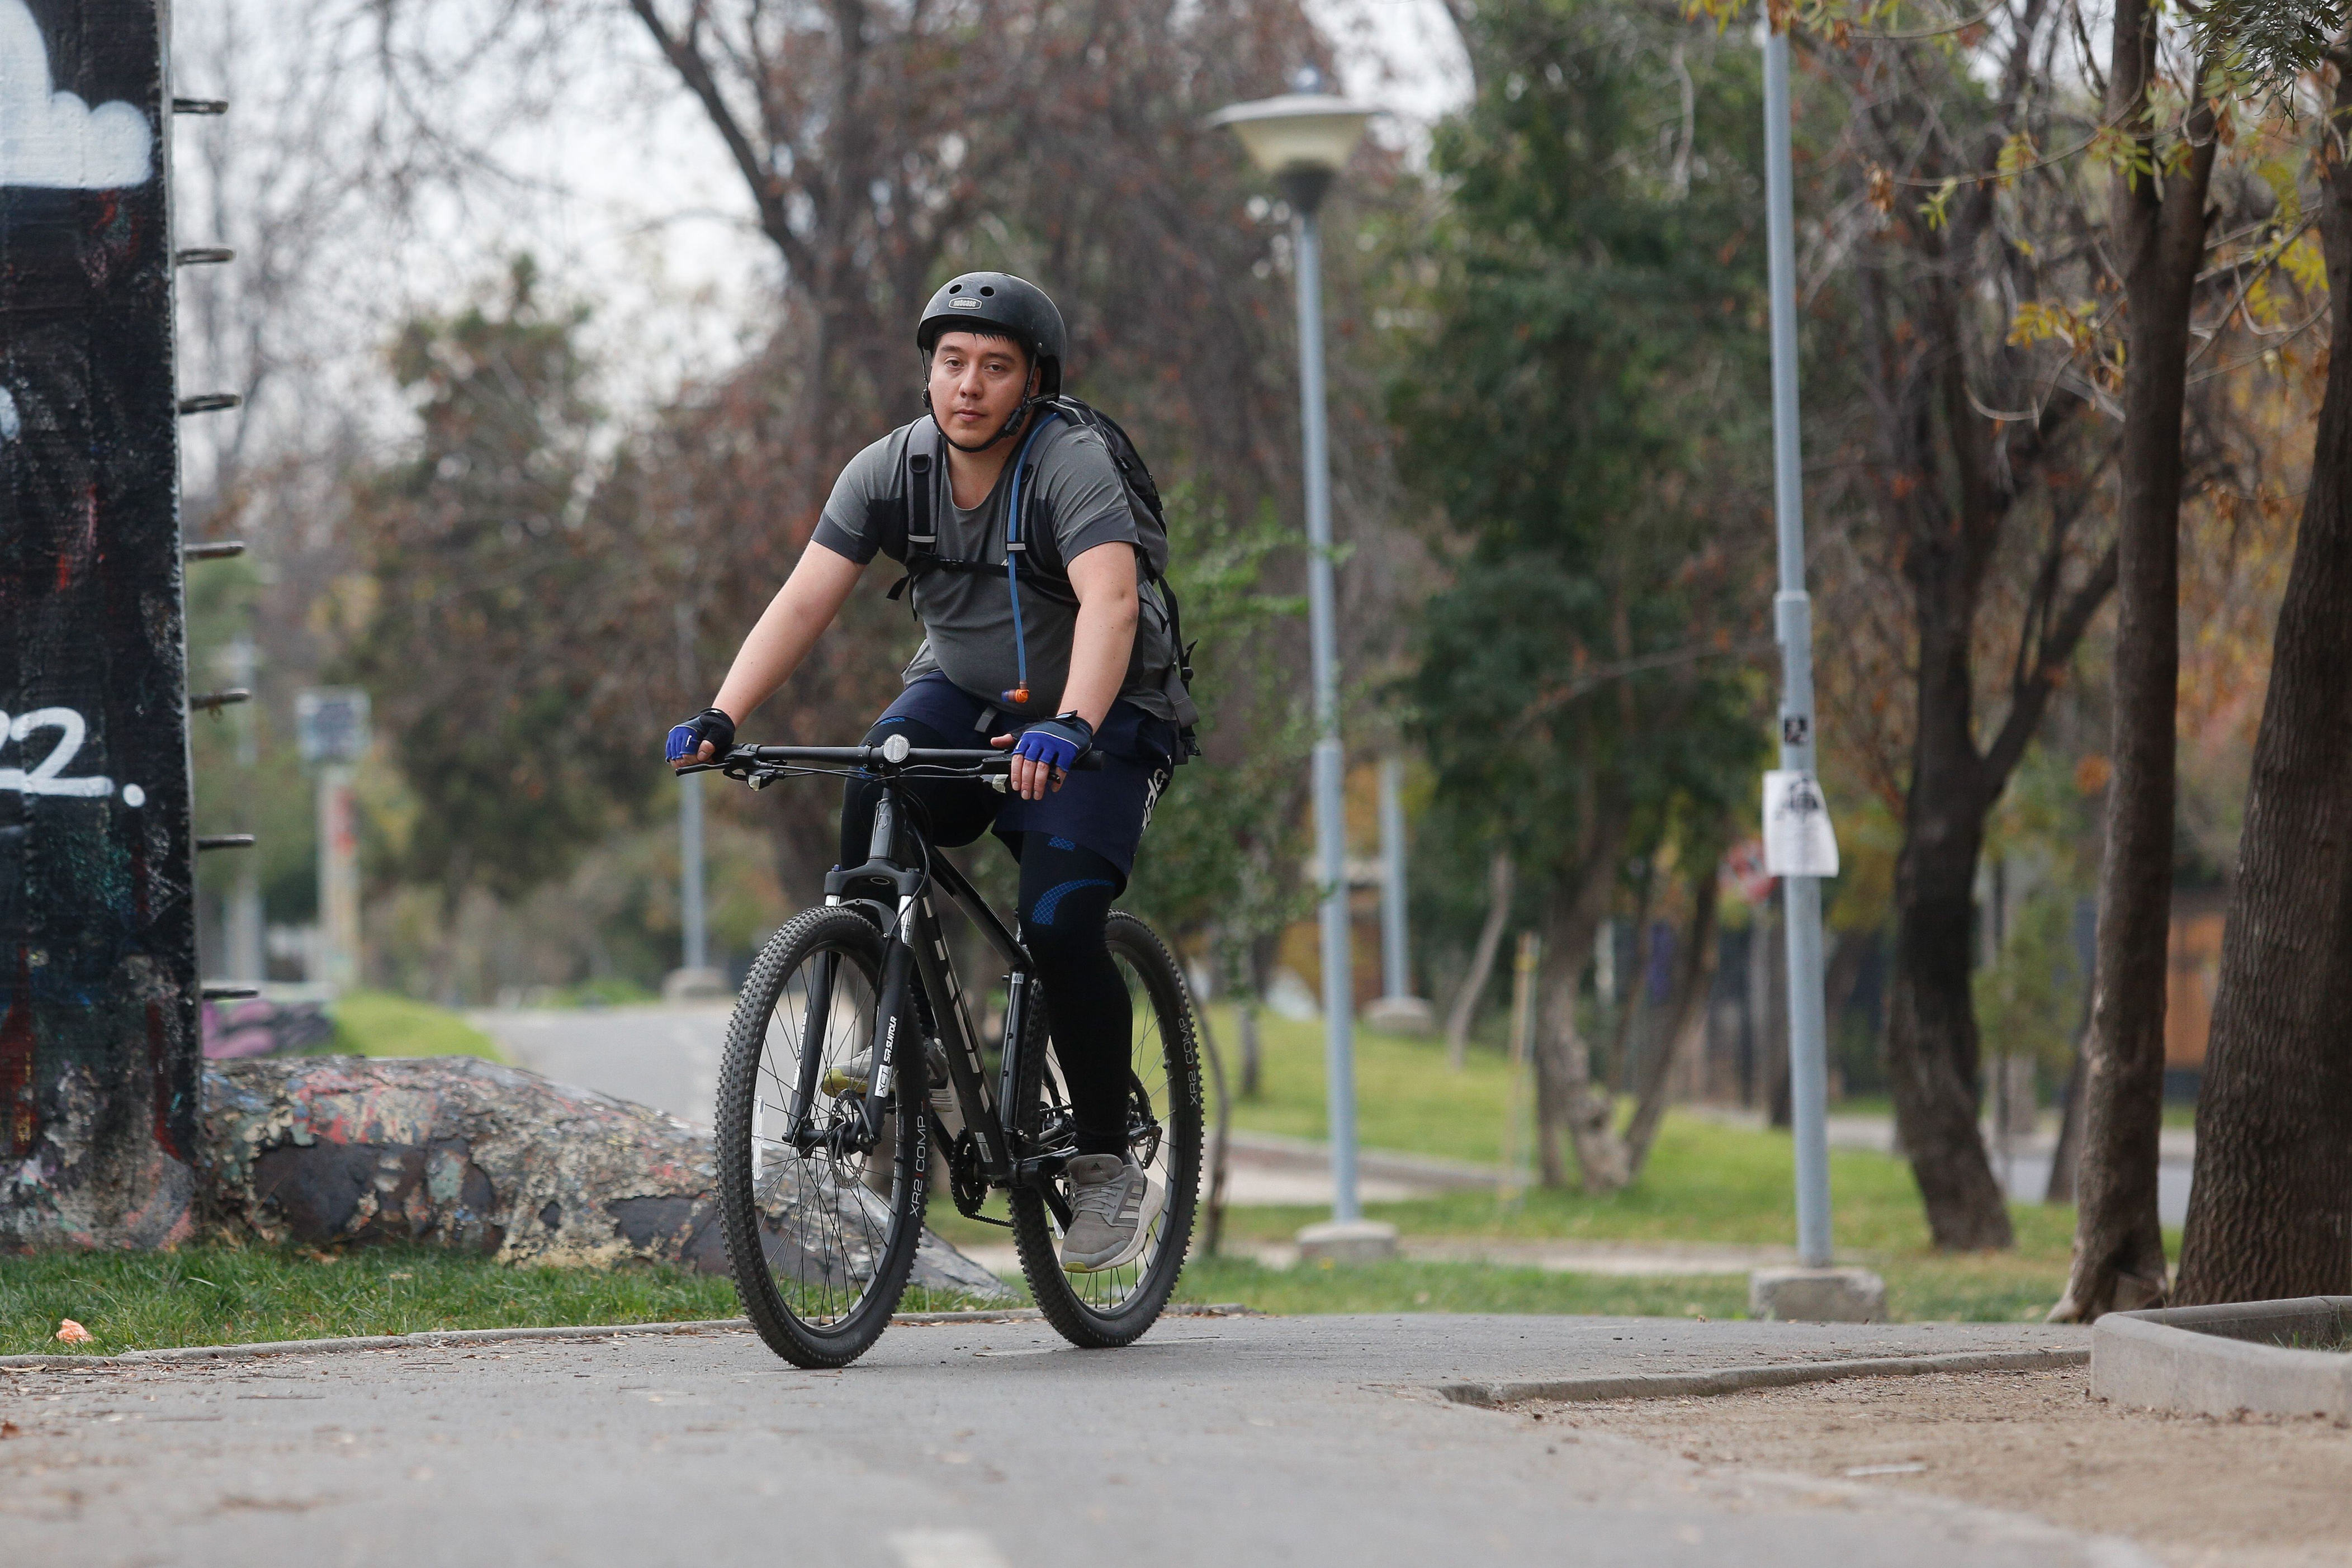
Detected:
[1009,911,1203,1348]
[716,907,925,1368]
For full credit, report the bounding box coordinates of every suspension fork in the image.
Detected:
[786,950,835,1147]
[856,789,922,1147]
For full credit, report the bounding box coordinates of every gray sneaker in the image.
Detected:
[1060,1154,1162,1273]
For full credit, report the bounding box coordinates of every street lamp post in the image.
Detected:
[1213,75,1396,1260]
[1749,22,1880,1323]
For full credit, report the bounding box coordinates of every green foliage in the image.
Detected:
[183,555,320,926]
[339,256,652,908]
[2190,0,2346,98]
[1393,0,1769,948]
[1120,487,1313,979]
[1972,890,2081,1079]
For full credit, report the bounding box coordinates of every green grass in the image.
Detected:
[1215,1005,1523,1167]
[1,1244,741,1356]
[548,977,661,1008]
[330,991,505,1062]
[1187,1003,2116,1319]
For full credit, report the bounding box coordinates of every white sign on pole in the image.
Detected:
[296,688,371,765]
[1762,769,1839,878]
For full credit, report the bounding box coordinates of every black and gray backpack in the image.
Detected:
[867,397,1200,751]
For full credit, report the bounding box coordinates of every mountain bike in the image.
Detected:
[682,734,1202,1368]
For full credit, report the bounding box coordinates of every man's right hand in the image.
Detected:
[666,707,736,769]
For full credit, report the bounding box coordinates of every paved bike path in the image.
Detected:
[2,1314,2142,1566]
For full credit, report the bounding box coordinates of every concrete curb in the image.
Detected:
[2092,1296,2352,1419]
[0,1302,1260,1371]
[1435,1346,2090,1406]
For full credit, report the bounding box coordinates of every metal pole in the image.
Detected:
[1763,26,1834,1270]
[316,763,361,995]
[1294,200,1361,1225]
[1378,756,1409,999]
[226,634,265,986]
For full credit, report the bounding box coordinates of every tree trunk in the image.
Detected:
[2046,1036,2085,1204]
[1605,874,1657,1094]
[2174,72,2352,1306]
[1741,908,1771,1111]
[1765,907,1792,1131]
[1446,850,1515,1069]
[1823,929,1871,1051]
[2052,13,2221,1322]
[1544,998,1628,1192]
[1236,1000,1262,1102]
[1241,932,1276,1100]
[1532,841,1629,1191]
[1885,794,2014,1247]
[1624,864,1721,1177]
[1194,999,1234,1258]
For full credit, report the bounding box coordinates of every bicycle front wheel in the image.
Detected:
[1010,911,1203,1348]
[715,906,924,1367]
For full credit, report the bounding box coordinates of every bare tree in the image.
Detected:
[1806,4,2122,1250]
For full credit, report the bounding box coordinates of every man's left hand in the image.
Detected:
[993,713,1092,801]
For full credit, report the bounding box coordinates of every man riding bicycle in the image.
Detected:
[667,273,1188,1274]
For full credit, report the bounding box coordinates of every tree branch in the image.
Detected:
[1981,534,2118,789]
[624,0,813,277]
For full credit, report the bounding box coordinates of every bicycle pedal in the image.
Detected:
[820,1067,868,1098]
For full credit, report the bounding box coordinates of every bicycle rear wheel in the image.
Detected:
[715,906,924,1367]
[1010,911,1202,1348]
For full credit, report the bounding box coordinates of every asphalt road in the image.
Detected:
[1,1314,2141,1567]
[480,1003,732,1132]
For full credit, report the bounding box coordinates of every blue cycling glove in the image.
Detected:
[1010,712,1092,774]
[666,707,736,764]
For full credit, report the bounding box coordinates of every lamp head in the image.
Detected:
[1208,79,1376,214]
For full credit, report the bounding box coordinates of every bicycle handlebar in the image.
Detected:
[683,741,1105,776]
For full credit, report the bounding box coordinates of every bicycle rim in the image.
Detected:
[716,907,924,1367]
[1011,912,1202,1346]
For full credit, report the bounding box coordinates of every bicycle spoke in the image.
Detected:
[736,930,909,1329]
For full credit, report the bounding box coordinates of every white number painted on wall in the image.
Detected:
[0,708,131,800]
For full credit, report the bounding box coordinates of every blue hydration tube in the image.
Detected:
[999,409,1060,708]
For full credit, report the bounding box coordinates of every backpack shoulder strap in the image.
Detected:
[1011,411,1072,582]
[882,420,943,602]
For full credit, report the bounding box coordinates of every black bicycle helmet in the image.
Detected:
[916,272,1067,400]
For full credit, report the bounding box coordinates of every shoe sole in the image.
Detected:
[1062,1176,1164,1274]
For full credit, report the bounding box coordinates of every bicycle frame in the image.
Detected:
[713,740,1089,1225]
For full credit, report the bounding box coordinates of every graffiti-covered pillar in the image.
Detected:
[0,0,200,1247]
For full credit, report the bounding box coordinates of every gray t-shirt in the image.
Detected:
[812,416,1181,722]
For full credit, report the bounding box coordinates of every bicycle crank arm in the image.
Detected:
[1008,1153,1075,1230]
